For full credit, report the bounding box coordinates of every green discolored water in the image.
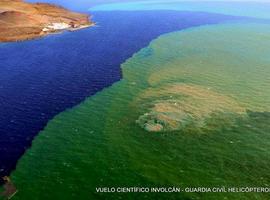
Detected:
[9,23,270,199]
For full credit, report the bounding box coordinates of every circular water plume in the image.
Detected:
[136,83,246,132]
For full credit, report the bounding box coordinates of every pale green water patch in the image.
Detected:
[8,23,270,200]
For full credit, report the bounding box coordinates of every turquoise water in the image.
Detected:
[7,22,270,199]
[90,1,270,19]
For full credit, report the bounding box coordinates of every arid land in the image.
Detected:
[0,0,93,42]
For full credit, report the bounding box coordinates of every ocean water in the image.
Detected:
[90,0,270,20]
[26,0,144,11]
[8,23,270,199]
[0,11,239,179]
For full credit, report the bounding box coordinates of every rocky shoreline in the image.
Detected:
[0,0,94,42]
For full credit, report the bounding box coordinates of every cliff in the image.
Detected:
[0,0,93,42]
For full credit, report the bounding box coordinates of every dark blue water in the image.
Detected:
[0,11,246,179]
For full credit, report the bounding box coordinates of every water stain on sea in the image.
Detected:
[0,10,240,180]
[8,23,270,200]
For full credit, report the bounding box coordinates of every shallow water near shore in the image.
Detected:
[8,23,270,199]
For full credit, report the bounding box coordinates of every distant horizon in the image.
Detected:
[89,0,270,20]
[24,0,270,13]
[26,0,270,10]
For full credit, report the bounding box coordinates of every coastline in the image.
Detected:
[0,0,94,42]
[0,23,95,43]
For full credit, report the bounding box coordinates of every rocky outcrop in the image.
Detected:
[0,0,94,42]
